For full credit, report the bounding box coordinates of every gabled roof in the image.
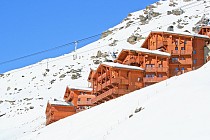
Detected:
[122,46,171,57]
[48,100,74,106]
[198,26,210,34]
[141,30,209,48]
[66,86,92,92]
[101,62,144,71]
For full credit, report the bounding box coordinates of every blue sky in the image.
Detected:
[0,0,157,73]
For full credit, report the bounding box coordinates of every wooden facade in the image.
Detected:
[115,48,170,86]
[63,86,95,112]
[46,30,210,125]
[91,62,144,105]
[141,31,208,77]
[198,26,210,38]
[45,100,76,125]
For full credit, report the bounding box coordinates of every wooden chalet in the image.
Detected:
[63,86,95,112]
[45,100,76,125]
[198,26,210,38]
[115,47,170,86]
[88,67,97,88]
[141,31,209,77]
[91,62,144,105]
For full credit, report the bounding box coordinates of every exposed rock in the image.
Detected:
[172,8,184,16]
[0,74,4,77]
[109,40,118,46]
[7,87,11,91]
[156,2,162,5]
[96,50,102,58]
[177,24,184,29]
[71,73,81,80]
[167,11,172,15]
[50,79,56,84]
[126,21,134,28]
[169,2,178,7]
[29,106,34,109]
[101,30,113,39]
[139,15,147,22]
[59,74,66,79]
[93,60,101,64]
[151,11,161,17]
[127,35,143,44]
[146,5,156,10]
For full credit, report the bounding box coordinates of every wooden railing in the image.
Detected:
[143,77,167,83]
[171,50,192,55]
[170,59,192,65]
[95,78,129,92]
[77,101,93,106]
[145,67,168,72]
[91,88,130,104]
[123,55,143,65]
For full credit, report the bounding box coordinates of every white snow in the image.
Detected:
[48,100,73,106]
[102,62,145,70]
[122,46,171,56]
[23,61,210,140]
[1,0,210,139]
[67,86,92,92]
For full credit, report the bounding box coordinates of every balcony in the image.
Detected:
[157,67,168,72]
[77,101,93,106]
[143,77,167,83]
[91,88,130,104]
[170,60,192,65]
[95,78,129,92]
[171,50,192,55]
[123,55,143,65]
[170,70,189,76]
[145,67,156,72]
[145,67,168,73]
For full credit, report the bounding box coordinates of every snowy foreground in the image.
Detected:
[1,0,210,139]
[22,62,210,140]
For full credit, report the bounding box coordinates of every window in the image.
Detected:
[175,39,178,46]
[181,67,185,71]
[175,46,178,50]
[137,77,141,82]
[159,64,163,67]
[180,57,185,60]
[193,59,197,64]
[146,74,155,78]
[193,50,196,54]
[87,98,91,101]
[181,47,185,50]
[78,98,81,101]
[175,67,179,71]
[158,74,163,77]
[172,57,178,62]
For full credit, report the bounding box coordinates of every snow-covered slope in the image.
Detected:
[1,0,210,139]
[24,61,210,140]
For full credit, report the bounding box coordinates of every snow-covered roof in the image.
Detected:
[102,62,144,71]
[122,46,171,57]
[151,30,210,39]
[48,100,74,106]
[67,86,92,92]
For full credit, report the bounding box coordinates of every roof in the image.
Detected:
[67,86,92,92]
[122,46,171,57]
[141,30,209,48]
[48,100,74,106]
[150,30,210,39]
[102,62,144,71]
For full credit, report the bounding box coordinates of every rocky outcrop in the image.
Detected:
[101,30,113,39]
